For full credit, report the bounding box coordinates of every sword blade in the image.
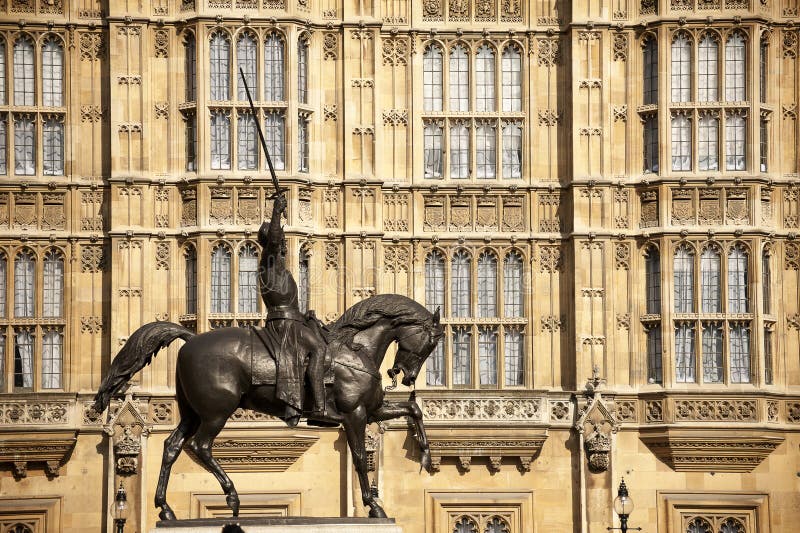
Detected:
[239,67,282,195]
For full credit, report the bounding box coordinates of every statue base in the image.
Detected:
[151,517,402,533]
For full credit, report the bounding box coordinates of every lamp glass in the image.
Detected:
[613,493,634,517]
[111,488,129,521]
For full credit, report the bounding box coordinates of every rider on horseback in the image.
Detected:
[258,192,327,426]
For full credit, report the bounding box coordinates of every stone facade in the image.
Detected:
[0,1,799,533]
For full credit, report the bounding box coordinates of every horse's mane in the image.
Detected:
[327,294,430,350]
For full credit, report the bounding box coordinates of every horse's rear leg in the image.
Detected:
[188,415,240,516]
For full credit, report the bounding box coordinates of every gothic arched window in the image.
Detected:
[475,44,495,112]
[425,251,445,314]
[477,251,497,318]
[298,247,310,314]
[671,33,691,103]
[423,44,443,111]
[503,251,523,318]
[236,32,257,101]
[238,244,258,314]
[449,44,469,112]
[502,44,522,112]
[210,110,231,170]
[643,36,658,105]
[298,38,309,104]
[450,122,469,179]
[478,326,498,385]
[264,33,285,101]
[184,246,197,314]
[645,247,661,314]
[14,250,35,318]
[210,245,232,313]
[725,32,746,102]
[209,32,230,101]
[184,33,196,101]
[42,249,63,317]
[424,121,443,178]
[43,116,64,176]
[237,111,258,170]
[727,245,748,313]
[476,122,496,179]
[698,33,718,102]
[42,328,62,389]
[675,322,696,383]
[700,246,721,313]
[41,36,63,107]
[0,37,6,104]
[698,113,719,171]
[674,246,694,313]
[502,122,522,178]
[671,113,691,171]
[13,36,34,106]
[451,250,471,318]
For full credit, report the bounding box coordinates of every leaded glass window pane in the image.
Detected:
[185,35,196,101]
[643,38,658,105]
[42,38,63,107]
[646,248,661,314]
[0,117,7,175]
[647,326,663,384]
[701,323,723,383]
[264,34,285,101]
[264,111,285,170]
[185,113,197,171]
[449,45,468,112]
[674,247,694,313]
[298,39,308,104]
[450,123,469,179]
[209,33,230,101]
[451,250,471,318]
[725,112,746,171]
[476,123,496,178]
[185,247,197,314]
[427,337,445,386]
[478,327,497,386]
[643,115,659,173]
[42,329,62,389]
[760,118,768,172]
[502,123,522,178]
[0,254,5,318]
[760,39,767,103]
[477,252,497,318]
[503,251,523,318]
[0,333,5,392]
[698,114,719,171]
[14,116,35,175]
[762,250,771,314]
[210,110,231,170]
[671,114,691,171]
[299,248,309,314]
[298,114,309,173]
[675,323,696,383]
[698,34,718,102]
[725,33,746,102]
[13,37,34,106]
[700,247,721,313]
[671,34,691,103]
[423,45,443,112]
[476,45,495,112]
[236,33,257,101]
[425,251,445,313]
[14,329,33,389]
[729,324,750,383]
[43,250,63,318]
[238,244,258,314]
[504,328,524,386]
[14,251,34,318]
[237,112,258,170]
[43,118,64,176]
[452,327,472,386]
[424,122,443,178]
[0,38,6,104]
[502,45,522,112]
[728,245,748,313]
[764,328,773,384]
[210,246,231,313]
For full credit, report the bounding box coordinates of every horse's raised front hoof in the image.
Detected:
[159,507,177,521]
[368,505,388,519]
[420,449,432,472]
[226,493,240,517]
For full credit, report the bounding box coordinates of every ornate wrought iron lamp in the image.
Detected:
[110,482,129,533]
[607,478,641,533]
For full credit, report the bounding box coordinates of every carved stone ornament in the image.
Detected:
[185,430,319,472]
[106,398,149,476]
[426,430,546,474]
[421,397,543,422]
[0,431,77,480]
[574,392,619,473]
[113,424,142,475]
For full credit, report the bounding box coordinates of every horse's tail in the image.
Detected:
[92,322,195,413]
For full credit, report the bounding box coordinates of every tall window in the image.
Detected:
[41,329,62,389]
[671,114,691,171]
[238,244,258,313]
[760,118,768,172]
[764,328,773,385]
[700,247,721,313]
[42,250,63,317]
[13,37,34,106]
[298,113,309,173]
[503,252,523,318]
[643,37,658,105]
[298,39,309,104]
[424,122,443,178]
[264,33,284,101]
[675,323,696,383]
[674,246,694,313]
[729,324,750,383]
[0,254,6,318]
[762,249,771,315]
[264,111,285,170]
[185,113,197,171]
[643,115,658,173]
[760,38,768,104]
[298,248,309,314]
[14,250,35,318]
[502,122,522,178]
[725,112,746,171]
[504,328,523,386]
[237,111,258,170]
[210,110,231,170]
[14,329,33,389]
[698,113,719,171]
[41,38,63,107]
[451,250,471,317]
[449,45,468,112]
[14,115,35,175]
[185,247,197,314]
[427,339,444,386]
[475,45,495,112]
[698,34,718,102]
[701,324,723,383]
[0,38,6,104]
[476,123,496,178]
[502,45,522,112]
[43,117,64,176]
[452,327,472,386]
[450,122,469,178]
[647,327,663,384]
[671,33,691,103]
[1,118,8,175]
[478,327,497,385]
[725,33,746,102]
[210,245,231,313]
[236,33,257,101]
[423,44,443,112]
[185,34,196,101]
[424,252,446,387]
[645,248,661,314]
[727,245,748,313]
[477,252,497,318]
[209,33,230,101]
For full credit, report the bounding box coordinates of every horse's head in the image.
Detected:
[388,307,444,386]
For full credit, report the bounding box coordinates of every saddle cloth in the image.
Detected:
[250,322,334,387]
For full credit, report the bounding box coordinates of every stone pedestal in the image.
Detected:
[151,517,403,533]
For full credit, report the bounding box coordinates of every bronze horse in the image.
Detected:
[93,294,443,520]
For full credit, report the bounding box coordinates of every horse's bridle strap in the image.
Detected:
[335,360,382,380]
